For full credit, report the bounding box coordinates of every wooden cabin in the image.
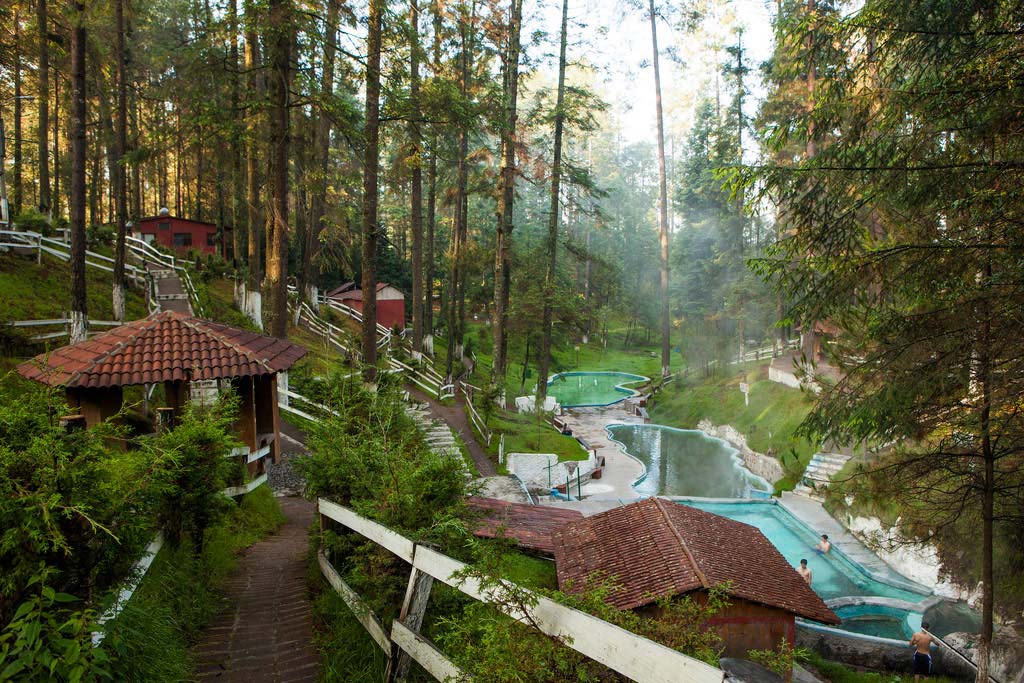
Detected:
[136,211,220,256]
[17,310,307,475]
[552,498,840,660]
[326,282,406,330]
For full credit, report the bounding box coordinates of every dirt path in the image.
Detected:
[407,387,497,476]
[191,497,319,682]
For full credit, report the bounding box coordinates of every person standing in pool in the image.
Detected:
[910,622,936,680]
[797,559,812,585]
[816,534,832,553]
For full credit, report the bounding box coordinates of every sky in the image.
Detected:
[523,0,778,150]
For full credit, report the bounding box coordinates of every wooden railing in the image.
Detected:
[317,499,724,683]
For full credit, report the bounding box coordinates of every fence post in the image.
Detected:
[386,555,435,682]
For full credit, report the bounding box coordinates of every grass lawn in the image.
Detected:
[650,360,818,489]
[485,410,587,464]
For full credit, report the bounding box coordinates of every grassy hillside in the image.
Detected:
[0,250,148,322]
[650,360,817,490]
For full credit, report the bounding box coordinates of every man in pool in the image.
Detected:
[797,559,812,585]
[816,534,832,553]
[910,621,936,680]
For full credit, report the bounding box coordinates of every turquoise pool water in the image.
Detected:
[832,604,920,641]
[546,372,647,407]
[679,501,929,605]
[607,425,773,498]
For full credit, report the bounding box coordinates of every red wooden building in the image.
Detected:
[552,497,840,660]
[136,211,220,256]
[325,282,406,330]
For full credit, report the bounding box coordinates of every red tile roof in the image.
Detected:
[18,311,307,389]
[552,498,840,624]
[468,497,584,555]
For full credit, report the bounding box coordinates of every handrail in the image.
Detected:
[927,630,1004,683]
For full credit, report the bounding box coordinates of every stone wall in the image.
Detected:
[697,420,785,484]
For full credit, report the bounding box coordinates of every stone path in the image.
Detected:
[407,387,497,476]
[192,496,319,682]
[147,262,193,315]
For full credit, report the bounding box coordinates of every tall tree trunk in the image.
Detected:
[265,0,291,338]
[535,0,568,407]
[304,0,338,310]
[409,0,424,353]
[800,0,818,364]
[13,8,24,219]
[52,73,59,219]
[361,0,384,381]
[424,0,442,353]
[492,0,523,388]
[229,0,243,270]
[649,0,671,378]
[113,0,129,322]
[37,0,51,219]
[446,2,474,378]
[244,0,263,327]
[69,0,88,342]
[975,262,994,683]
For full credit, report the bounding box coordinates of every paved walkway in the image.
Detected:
[191,497,319,682]
[146,262,193,314]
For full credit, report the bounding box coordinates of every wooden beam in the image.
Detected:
[318,549,392,654]
[391,621,468,682]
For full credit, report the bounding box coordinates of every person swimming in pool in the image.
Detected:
[815,534,832,553]
[797,559,812,585]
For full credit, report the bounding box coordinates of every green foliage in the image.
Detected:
[102,486,285,682]
[0,571,110,683]
[300,372,469,540]
[146,396,242,552]
[0,384,153,626]
[748,637,811,678]
[802,651,959,683]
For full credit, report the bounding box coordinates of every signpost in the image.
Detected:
[739,382,749,406]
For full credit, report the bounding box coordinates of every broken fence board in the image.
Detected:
[391,621,468,683]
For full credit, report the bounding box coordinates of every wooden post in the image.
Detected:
[59,414,86,433]
[386,548,435,683]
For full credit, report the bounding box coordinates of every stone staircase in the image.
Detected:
[794,451,851,498]
[404,402,470,476]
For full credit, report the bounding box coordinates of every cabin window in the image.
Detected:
[173,233,192,247]
[206,232,217,247]
[158,221,171,230]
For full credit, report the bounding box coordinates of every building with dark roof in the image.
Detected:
[18,310,306,474]
[552,497,840,658]
[468,497,584,556]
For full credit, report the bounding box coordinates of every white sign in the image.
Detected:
[739,382,749,393]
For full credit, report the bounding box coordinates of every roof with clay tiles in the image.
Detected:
[552,497,840,624]
[18,310,306,389]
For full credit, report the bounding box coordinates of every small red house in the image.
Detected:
[326,282,406,330]
[552,498,840,659]
[136,211,220,256]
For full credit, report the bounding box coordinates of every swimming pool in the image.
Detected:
[678,500,929,604]
[545,371,648,407]
[607,424,773,498]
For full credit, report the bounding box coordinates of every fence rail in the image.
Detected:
[317,498,724,683]
[460,381,493,447]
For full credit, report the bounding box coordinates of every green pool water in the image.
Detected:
[546,372,647,407]
[681,501,928,605]
[607,424,773,498]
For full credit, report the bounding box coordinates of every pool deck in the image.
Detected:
[556,402,646,502]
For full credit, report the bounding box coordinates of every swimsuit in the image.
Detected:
[913,652,932,676]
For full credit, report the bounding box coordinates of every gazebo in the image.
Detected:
[17,310,307,473]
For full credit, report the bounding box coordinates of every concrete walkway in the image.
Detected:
[554,401,646,501]
[407,387,497,476]
[146,262,193,315]
[192,496,320,682]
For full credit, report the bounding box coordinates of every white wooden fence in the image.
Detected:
[317,498,724,683]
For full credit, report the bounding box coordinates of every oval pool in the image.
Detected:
[546,371,648,408]
[607,424,773,498]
